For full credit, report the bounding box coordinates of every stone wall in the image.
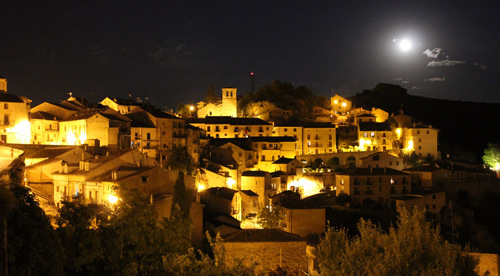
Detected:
[224,241,307,274]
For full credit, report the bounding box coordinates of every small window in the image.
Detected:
[3,103,7,109]
[141,176,149,184]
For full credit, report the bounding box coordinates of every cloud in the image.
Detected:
[411,86,430,90]
[474,63,487,70]
[149,40,188,65]
[427,60,466,67]
[422,48,442,59]
[424,77,446,82]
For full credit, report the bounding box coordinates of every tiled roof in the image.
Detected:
[223,229,305,243]
[270,171,286,177]
[189,116,271,126]
[137,105,180,119]
[108,97,139,105]
[126,113,156,128]
[31,111,61,120]
[337,167,409,176]
[208,138,254,151]
[273,157,295,164]
[0,91,24,103]
[403,164,443,172]
[241,170,269,177]
[274,121,335,128]
[26,147,76,159]
[250,136,296,142]
[201,187,238,201]
[240,190,258,196]
[358,122,391,131]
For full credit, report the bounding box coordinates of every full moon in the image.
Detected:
[399,39,412,52]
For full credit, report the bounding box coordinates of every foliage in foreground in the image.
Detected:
[315,210,478,276]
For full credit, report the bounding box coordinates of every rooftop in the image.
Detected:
[222,229,305,243]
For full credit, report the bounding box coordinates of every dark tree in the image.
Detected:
[166,147,194,174]
[3,184,64,276]
[205,84,217,103]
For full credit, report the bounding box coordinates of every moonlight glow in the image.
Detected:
[399,39,412,52]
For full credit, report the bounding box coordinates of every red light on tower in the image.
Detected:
[250,72,255,92]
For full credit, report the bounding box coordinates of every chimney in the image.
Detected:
[0,78,7,92]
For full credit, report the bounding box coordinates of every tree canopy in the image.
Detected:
[483,143,500,172]
[315,210,478,276]
[239,80,329,119]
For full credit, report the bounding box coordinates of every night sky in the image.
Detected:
[1,1,499,109]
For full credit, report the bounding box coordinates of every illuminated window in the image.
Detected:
[371,132,375,138]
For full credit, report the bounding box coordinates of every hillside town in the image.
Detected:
[1,76,499,275]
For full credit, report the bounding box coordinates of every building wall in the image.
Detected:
[273,126,303,156]
[283,208,325,237]
[394,192,446,217]
[31,119,59,144]
[361,153,404,171]
[331,94,351,114]
[336,172,410,203]
[358,128,395,152]
[0,99,31,143]
[302,127,336,155]
[241,174,270,208]
[407,127,439,159]
[223,241,307,274]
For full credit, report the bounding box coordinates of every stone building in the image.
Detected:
[222,229,307,274]
[197,87,238,118]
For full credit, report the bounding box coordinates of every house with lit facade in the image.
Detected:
[197,87,238,118]
[273,122,337,155]
[391,113,439,159]
[0,77,32,143]
[125,111,157,158]
[128,105,186,162]
[51,149,156,207]
[391,190,446,218]
[100,97,142,114]
[241,170,274,208]
[360,151,404,171]
[330,93,351,114]
[188,116,272,138]
[357,122,395,152]
[30,111,61,145]
[250,136,297,171]
[279,199,326,237]
[245,101,293,122]
[59,109,131,149]
[335,167,410,205]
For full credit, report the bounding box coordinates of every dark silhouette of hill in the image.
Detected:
[349,83,500,160]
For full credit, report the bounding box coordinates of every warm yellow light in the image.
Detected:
[359,138,372,151]
[226,178,236,189]
[108,195,118,204]
[334,100,338,104]
[342,102,346,107]
[189,105,194,111]
[407,140,414,150]
[198,183,205,192]
[7,120,31,144]
[287,178,322,197]
[395,128,402,139]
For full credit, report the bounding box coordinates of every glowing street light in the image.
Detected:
[108,194,118,204]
